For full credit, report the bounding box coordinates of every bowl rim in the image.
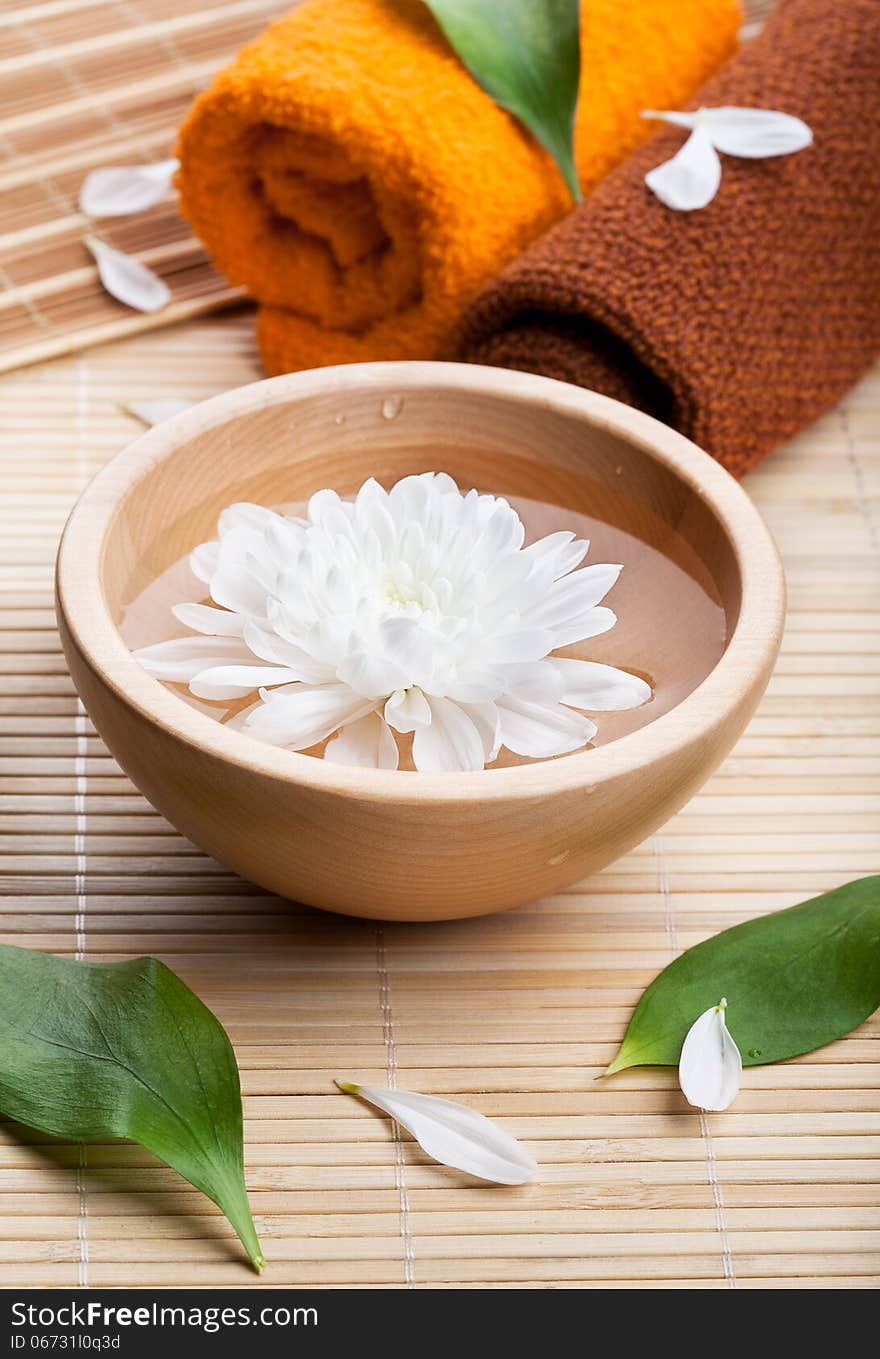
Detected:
[56,360,785,804]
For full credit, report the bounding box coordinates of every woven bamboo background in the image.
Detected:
[0,313,877,1289]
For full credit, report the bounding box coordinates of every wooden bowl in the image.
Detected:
[56,362,784,921]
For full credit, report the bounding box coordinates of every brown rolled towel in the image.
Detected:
[460,0,880,478]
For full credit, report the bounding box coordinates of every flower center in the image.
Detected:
[380,577,439,624]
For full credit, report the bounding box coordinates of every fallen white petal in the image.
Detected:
[324,712,399,769]
[699,106,813,158]
[679,999,742,1112]
[122,399,193,427]
[337,1082,537,1185]
[85,236,171,313]
[551,657,651,711]
[79,159,178,216]
[645,124,722,211]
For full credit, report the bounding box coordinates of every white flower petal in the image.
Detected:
[221,700,261,732]
[679,1000,742,1112]
[245,683,375,750]
[387,474,432,526]
[307,487,355,540]
[337,1082,537,1185]
[188,665,301,701]
[645,124,722,211]
[412,697,486,773]
[483,628,556,664]
[304,617,351,670]
[354,478,396,550]
[190,541,219,584]
[324,713,399,769]
[496,695,596,759]
[377,616,434,677]
[440,669,508,703]
[84,235,171,312]
[209,567,267,619]
[122,398,192,427]
[171,602,243,637]
[522,564,622,647]
[525,532,590,585]
[336,648,409,700]
[478,499,525,557]
[641,109,699,132]
[501,661,565,703]
[552,658,652,711]
[385,686,431,733]
[430,472,460,497]
[133,635,251,682]
[458,701,501,763]
[79,159,178,216]
[573,606,617,642]
[699,106,813,158]
[218,502,282,537]
[242,620,334,683]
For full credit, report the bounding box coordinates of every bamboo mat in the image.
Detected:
[0,0,290,373]
[0,0,778,376]
[0,311,877,1289]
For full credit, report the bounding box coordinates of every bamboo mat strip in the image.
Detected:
[0,314,876,1288]
[0,0,775,375]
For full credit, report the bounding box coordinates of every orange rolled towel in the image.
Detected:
[177,0,740,375]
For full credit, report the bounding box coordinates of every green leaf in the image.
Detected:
[0,947,263,1271]
[606,877,880,1075]
[422,0,582,202]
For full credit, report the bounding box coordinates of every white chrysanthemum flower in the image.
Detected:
[135,473,650,772]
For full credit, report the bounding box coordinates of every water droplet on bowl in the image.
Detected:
[748,1048,762,1059]
[381,396,403,421]
[334,413,345,426]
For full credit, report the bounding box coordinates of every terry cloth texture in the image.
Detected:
[460,0,880,478]
[176,0,740,375]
